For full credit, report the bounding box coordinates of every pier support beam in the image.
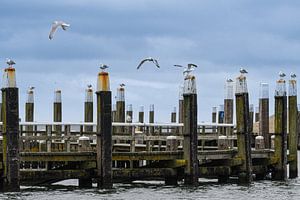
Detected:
[259,83,270,148]
[96,70,112,189]
[183,73,199,185]
[1,66,20,192]
[288,77,298,178]
[273,78,287,180]
[235,73,252,183]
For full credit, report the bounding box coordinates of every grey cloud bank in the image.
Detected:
[0,0,299,122]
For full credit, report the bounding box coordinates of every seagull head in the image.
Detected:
[279,71,286,78]
[291,73,296,79]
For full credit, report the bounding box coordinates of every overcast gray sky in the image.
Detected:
[0,0,299,123]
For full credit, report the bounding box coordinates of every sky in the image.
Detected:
[0,0,299,123]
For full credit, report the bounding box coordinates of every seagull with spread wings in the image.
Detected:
[49,20,70,40]
[137,57,160,69]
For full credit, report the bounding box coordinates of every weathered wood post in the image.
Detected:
[235,72,252,183]
[171,107,177,133]
[259,83,270,148]
[249,104,254,134]
[1,64,20,191]
[96,69,112,188]
[115,85,125,133]
[273,76,287,180]
[25,87,34,152]
[138,105,144,133]
[288,74,298,178]
[183,72,199,185]
[217,104,224,135]
[126,104,133,134]
[224,79,234,146]
[212,106,217,133]
[112,103,116,122]
[178,85,184,134]
[255,106,259,122]
[148,104,154,151]
[84,85,93,132]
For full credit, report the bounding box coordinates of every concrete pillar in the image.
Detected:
[288,76,298,178]
[183,72,199,185]
[255,106,259,122]
[96,70,112,189]
[235,73,252,183]
[1,65,20,191]
[84,85,93,132]
[273,77,287,181]
[259,83,270,148]
[25,87,34,152]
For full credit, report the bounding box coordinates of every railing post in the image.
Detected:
[273,76,287,180]
[288,75,298,178]
[259,83,270,148]
[1,65,20,191]
[183,72,199,185]
[96,69,112,189]
[235,72,252,183]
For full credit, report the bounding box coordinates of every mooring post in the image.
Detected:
[178,85,184,134]
[116,85,125,133]
[53,89,62,135]
[235,72,252,183]
[217,104,224,135]
[96,69,112,189]
[148,104,154,151]
[183,72,199,185]
[259,83,270,148]
[1,65,20,191]
[212,107,217,133]
[126,104,133,134]
[171,107,177,133]
[273,76,287,180]
[249,104,254,134]
[288,75,298,178]
[84,85,93,133]
[138,106,144,133]
[25,87,34,152]
[255,106,259,122]
[224,79,234,147]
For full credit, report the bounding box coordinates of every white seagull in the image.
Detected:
[100,64,109,71]
[239,67,248,74]
[87,84,92,88]
[29,86,35,90]
[49,20,70,40]
[6,58,16,66]
[279,71,286,78]
[291,73,296,79]
[120,83,125,87]
[137,57,160,69]
[226,78,233,82]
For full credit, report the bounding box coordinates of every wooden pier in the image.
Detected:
[0,66,298,191]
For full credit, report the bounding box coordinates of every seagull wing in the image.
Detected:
[61,23,70,31]
[174,65,184,68]
[49,24,59,40]
[153,59,160,68]
[137,59,149,69]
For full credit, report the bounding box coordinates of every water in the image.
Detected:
[1,155,300,200]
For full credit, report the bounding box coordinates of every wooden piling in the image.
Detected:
[115,86,125,133]
[249,104,254,134]
[53,89,62,135]
[288,78,298,178]
[255,106,259,122]
[183,73,199,185]
[171,107,177,133]
[25,88,34,152]
[138,106,144,132]
[148,104,154,151]
[1,66,20,191]
[84,86,93,132]
[126,104,133,134]
[178,85,184,134]
[96,71,112,189]
[273,78,287,180]
[212,107,217,133]
[259,83,270,148]
[235,74,252,183]
[224,79,234,145]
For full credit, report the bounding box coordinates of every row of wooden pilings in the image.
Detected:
[0,64,298,191]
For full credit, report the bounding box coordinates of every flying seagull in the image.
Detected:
[6,58,16,67]
[100,64,109,71]
[279,71,286,78]
[137,57,160,69]
[291,73,296,79]
[49,20,70,40]
[239,67,248,74]
[120,83,125,87]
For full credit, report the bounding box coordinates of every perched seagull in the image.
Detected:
[239,67,248,74]
[119,83,125,87]
[137,57,160,69]
[29,86,35,90]
[87,84,92,88]
[49,20,70,40]
[291,73,297,79]
[279,71,286,78]
[226,78,233,82]
[100,64,109,71]
[6,58,16,67]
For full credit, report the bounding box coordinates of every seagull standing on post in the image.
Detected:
[137,57,160,69]
[49,20,70,40]
[119,83,125,87]
[6,58,16,67]
[239,67,248,74]
[291,73,297,79]
[100,64,109,71]
[279,71,286,78]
